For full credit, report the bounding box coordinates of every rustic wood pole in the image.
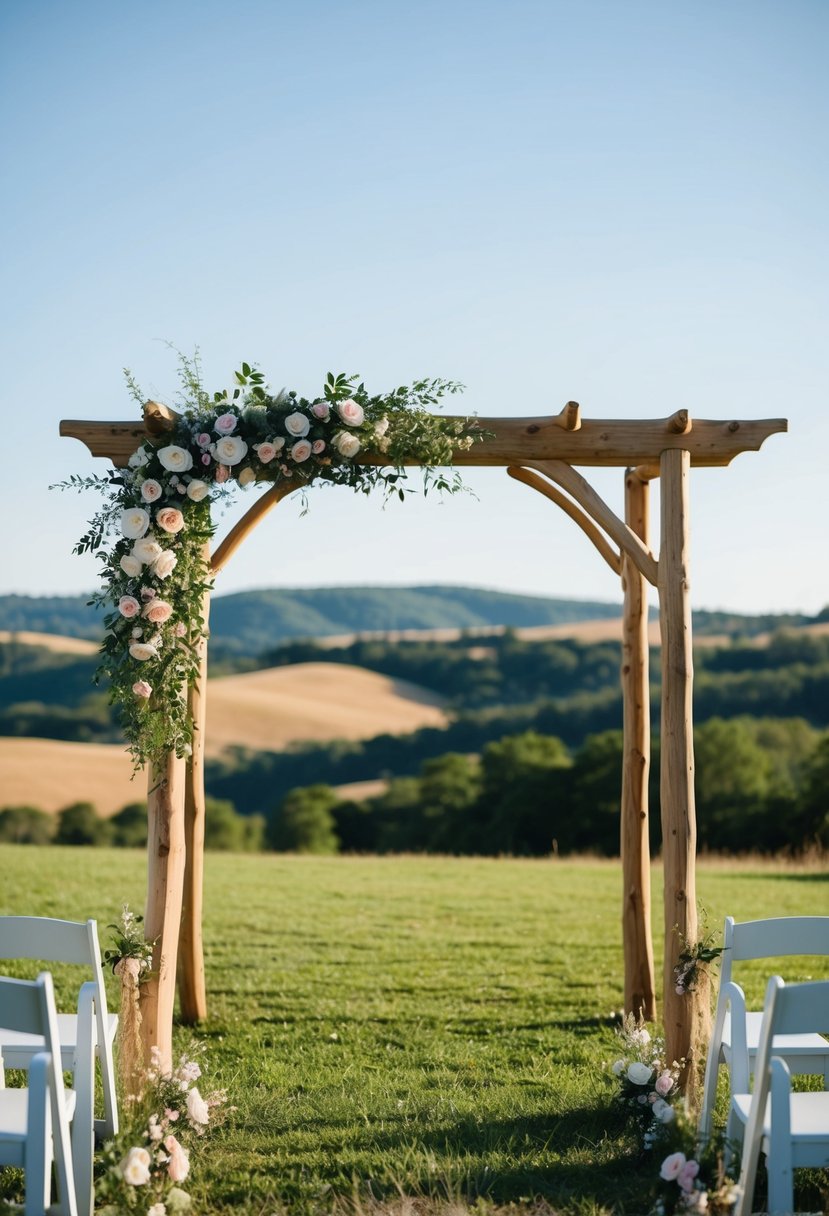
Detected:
[621,469,656,1022]
[140,748,187,1072]
[178,557,211,1025]
[658,448,707,1088]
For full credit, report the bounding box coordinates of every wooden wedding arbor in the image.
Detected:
[61,402,786,1080]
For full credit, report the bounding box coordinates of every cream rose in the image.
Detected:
[120,1146,151,1185]
[158,445,194,473]
[336,398,365,426]
[152,550,178,579]
[212,435,248,466]
[627,1061,654,1085]
[119,595,141,619]
[156,506,185,534]
[290,439,312,463]
[129,641,158,662]
[143,599,173,624]
[140,479,163,503]
[238,466,256,487]
[186,479,209,501]
[132,537,163,565]
[119,553,143,578]
[284,410,310,437]
[121,507,150,539]
[332,431,361,458]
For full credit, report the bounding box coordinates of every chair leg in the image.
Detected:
[766,1059,794,1216]
[97,1034,119,1140]
[72,986,96,1216]
[24,1055,52,1216]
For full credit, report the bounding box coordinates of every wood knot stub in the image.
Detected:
[728,421,740,433]
[526,424,541,435]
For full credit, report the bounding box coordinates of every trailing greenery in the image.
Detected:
[0,850,826,1215]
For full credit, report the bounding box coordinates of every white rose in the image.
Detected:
[336,398,365,426]
[152,550,178,579]
[284,410,310,437]
[652,1098,675,1124]
[121,507,150,539]
[129,641,158,662]
[212,435,248,466]
[120,1145,151,1185]
[186,1086,209,1127]
[374,416,389,437]
[186,479,209,502]
[119,554,143,578]
[626,1061,654,1085]
[127,447,150,469]
[332,431,361,458]
[132,536,163,565]
[611,1059,626,1076]
[158,445,194,473]
[238,466,256,487]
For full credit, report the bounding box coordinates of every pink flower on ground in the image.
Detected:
[164,1135,190,1182]
[655,1071,674,1097]
[678,1160,700,1192]
[214,412,238,434]
[119,595,141,619]
[165,1107,180,1122]
[132,680,152,699]
[156,506,185,534]
[660,1151,687,1181]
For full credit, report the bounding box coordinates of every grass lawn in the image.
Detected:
[0,847,826,1214]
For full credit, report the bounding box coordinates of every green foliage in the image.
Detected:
[0,805,54,844]
[54,801,110,846]
[110,802,149,847]
[270,784,341,853]
[203,797,265,852]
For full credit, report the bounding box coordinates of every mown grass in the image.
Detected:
[0,847,827,1214]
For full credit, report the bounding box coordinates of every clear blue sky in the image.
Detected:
[2,0,826,614]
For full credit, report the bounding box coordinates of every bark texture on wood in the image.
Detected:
[621,471,656,1022]
[178,570,210,1025]
[139,750,186,1073]
[658,449,708,1093]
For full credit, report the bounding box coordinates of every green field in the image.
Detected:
[0,848,827,1214]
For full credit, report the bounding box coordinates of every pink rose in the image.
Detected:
[132,680,152,699]
[215,464,230,483]
[655,1071,674,1097]
[290,439,312,463]
[312,439,325,454]
[336,398,365,426]
[119,595,141,619]
[660,1152,687,1182]
[140,479,163,503]
[332,431,361,458]
[201,452,211,465]
[174,621,187,637]
[255,442,278,464]
[156,507,185,534]
[310,401,330,419]
[196,432,211,447]
[678,1160,700,1193]
[143,599,173,624]
[164,1135,190,1183]
[214,412,238,435]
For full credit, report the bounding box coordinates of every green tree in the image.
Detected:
[204,798,264,852]
[478,732,571,854]
[270,785,340,854]
[110,801,148,848]
[0,805,54,845]
[568,730,625,855]
[694,718,772,851]
[54,801,109,846]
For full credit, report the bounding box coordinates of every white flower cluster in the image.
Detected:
[610,1017,682,1147]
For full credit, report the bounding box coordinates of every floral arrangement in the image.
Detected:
[673,916,724,997]
[652,1111,739,1214]
[610,1015,683,1148]
[96,1044,226,1214]
[58,355,478,769]
[103,905,155,982]
[104,905,156,1098]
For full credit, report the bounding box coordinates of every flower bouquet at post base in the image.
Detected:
[610,1014,683,1149]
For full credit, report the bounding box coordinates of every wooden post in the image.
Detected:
[621,469,656,1022]
[658,448,707,1089]
[139,748,186,1073]
[178,573,210,1024]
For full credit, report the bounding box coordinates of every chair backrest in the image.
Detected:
[0,917,99,967]
[721,915,829,987]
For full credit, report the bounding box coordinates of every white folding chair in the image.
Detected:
[729,975,829,1216]
[700,915,829,1140]
[0,972,80,1216]
[0,917,118,1140]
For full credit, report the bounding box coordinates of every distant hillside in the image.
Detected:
[0,587,816,657]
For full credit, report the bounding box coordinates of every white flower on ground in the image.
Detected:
[659,1151,687,1181]
[186,1086,209,1128]
[336,398,365,426]
[284,410,310,437]
[627,1061,653,1085]
[120,1145,151,1185]
[165,1188,191,1213]
[212,435,248,466]
[332,431,361,458]
[611,1058,626,1076]
[148,1204,167,1216]
[121,507,150,539]
[158,445,194,473]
